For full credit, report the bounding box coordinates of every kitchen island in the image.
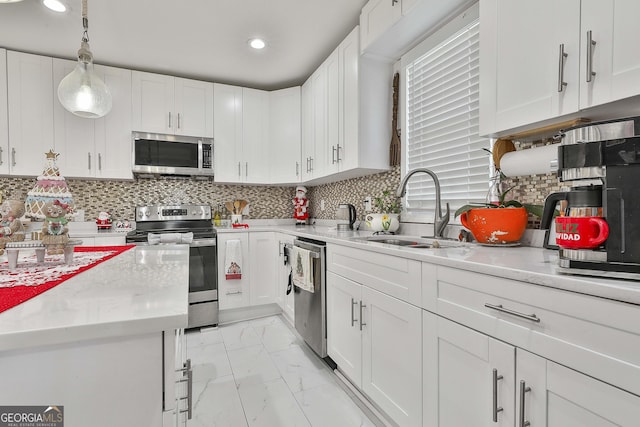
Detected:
[0,245,189,427]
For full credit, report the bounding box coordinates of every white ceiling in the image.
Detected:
[0,0,368,90]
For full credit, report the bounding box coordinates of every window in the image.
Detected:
[401,5,489,223]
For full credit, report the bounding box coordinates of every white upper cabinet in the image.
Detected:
[300,79,314,182]
[360,0,403,54]
[213,84,269,184]
[480,0,640,137]
[269,87,301,184]
[213,83,243,183]
[0,49,8,176]
[132,71,213,137]
[7,51,54,176]
[53,59,132,180]
[580,0,640,110]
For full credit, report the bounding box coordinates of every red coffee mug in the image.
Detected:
[554,216,609,249]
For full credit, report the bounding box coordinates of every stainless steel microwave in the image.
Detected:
[132,132,214,177]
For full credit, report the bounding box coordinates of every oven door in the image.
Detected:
[188,238,217,303]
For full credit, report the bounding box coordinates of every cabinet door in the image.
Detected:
[580,0,640,109]
[360,0,402,53]
[52,58,96,178]
[7,51,54,176]
[213,83,243,183]
[94,65,133,180]
[300,78,314,181]
[311,65,327,178]
[132,71,174,134]
[242,88,269,183]
[362,286,422,427]
[249,232,278,306]
[269,87,301,184]
[517,350,640,427]
[326,271,362,387]
[217,233,251,309]
[325,50,340,176]
[276,234,296,323]
[423,311,515,427]
[174,77,214,138]
[0,49,8,175]
[480,0,580,136]
[338,27,359,172]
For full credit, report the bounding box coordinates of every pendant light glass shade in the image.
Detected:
[57,0,111,118]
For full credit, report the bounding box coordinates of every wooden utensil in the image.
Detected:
[225,201,235,214]
[233,200,241,214]
[238,200,248,213]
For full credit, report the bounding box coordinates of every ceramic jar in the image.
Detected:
[366,213,400,233]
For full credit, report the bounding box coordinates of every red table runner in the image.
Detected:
[0,245,134,314]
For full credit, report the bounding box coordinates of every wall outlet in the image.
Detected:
[320,200,325,211]
[364,196,372,212]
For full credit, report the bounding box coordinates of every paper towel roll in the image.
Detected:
[499,144,558,177]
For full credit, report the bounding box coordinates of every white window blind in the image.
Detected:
[404,19,489,220]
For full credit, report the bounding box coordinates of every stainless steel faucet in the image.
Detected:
[396,168,450,238]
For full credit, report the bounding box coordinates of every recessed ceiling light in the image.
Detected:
[43,0,66,12]
[249,38,266,50]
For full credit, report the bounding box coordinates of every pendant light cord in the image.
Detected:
[81,0,89,42]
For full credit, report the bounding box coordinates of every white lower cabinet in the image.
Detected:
[423,311,640,426]
[327,270,422,427]
[276,233,296,323]
[218,232,251,309]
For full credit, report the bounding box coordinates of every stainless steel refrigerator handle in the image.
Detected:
[519,380,531,427]
[351,298,358,327]
[484,303,541,323]
[558,43,568,92]
[359,301,366,330]
[492,368,504,422]
[586,30,596,83]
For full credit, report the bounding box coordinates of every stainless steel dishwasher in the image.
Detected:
[292,237,327,358]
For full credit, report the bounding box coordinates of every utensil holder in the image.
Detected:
[231,214,242,224]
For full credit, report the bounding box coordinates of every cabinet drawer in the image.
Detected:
[327,244,421,305]
[429,266,640,396]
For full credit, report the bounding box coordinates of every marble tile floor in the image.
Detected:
[185,315,382,427]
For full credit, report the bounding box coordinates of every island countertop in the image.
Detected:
[0,245,189,353]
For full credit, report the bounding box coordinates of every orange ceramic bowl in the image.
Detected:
[459,207,528,244]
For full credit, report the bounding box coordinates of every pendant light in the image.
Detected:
[57,0,111,118]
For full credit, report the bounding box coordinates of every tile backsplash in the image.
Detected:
[0,140,565,228]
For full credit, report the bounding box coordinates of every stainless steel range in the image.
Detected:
[126,204,218,328]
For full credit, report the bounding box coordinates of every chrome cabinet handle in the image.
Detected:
[178,359,193,420]
[237,162,241,177]
[586,30,596,83]
[98,153,102,171]
[337,143,342,162]
[519,380,531,427]
[245,162,248,177]
[226,289,243,295]
[332,145,337,164]
[177,113,181,129]
[392,0,398,4]
[168,111,172,129]
[359,301,366,330]
[11,148,16,167]
[88,152,91,170]
[0,147,3,166]
[351,298,358,327]
[492,368,504,422]
[484,303,541,323]
[296,161,299,176]
[309,157,313,172]
[558,43,568,92]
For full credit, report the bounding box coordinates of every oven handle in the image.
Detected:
[189,239,217,247]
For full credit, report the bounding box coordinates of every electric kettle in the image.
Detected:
[336,203,356,231]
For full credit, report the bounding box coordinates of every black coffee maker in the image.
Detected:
[546,117,640,278]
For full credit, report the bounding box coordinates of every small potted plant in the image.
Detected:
[454,171,542,244]
[366,190,401,233]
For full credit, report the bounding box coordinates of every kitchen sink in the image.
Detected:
[352,235,464,249]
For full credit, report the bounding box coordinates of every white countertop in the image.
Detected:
[0,245,189,353]
[218,224,640,306]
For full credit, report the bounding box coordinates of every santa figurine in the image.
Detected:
[293,186,309,225]
[96,211,112,230]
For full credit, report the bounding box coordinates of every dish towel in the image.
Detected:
[147,232,193,245]
[291,246,314,293]
[225,239,243,280]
